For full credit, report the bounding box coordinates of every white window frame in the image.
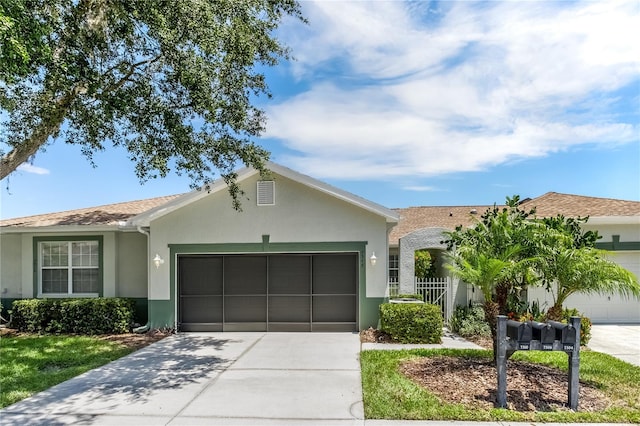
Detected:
[38,240,101,297]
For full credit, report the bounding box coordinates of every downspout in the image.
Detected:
[133,226,151,334]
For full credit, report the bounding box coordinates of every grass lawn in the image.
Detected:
[361,348,640,423]
[0,334,136,408]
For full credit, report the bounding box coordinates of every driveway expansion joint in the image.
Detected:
[167,333,266,423]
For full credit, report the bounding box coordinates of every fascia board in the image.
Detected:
[584,216,640,225]
[0,225,120,234]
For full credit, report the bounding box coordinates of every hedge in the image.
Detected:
[380,302,443,344]
[9,298,135,334]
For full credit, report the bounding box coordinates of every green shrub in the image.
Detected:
[9,298,135,334]
[449,304,491,338]
[562,307,592,346]
[391,293,424,301]
[379,302,442,343]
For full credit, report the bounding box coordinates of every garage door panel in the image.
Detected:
[269,255,311,294]
[224,295,267,322]
[179,256,223,295]
[269,295,311,322]
[224,256,267,295]
[312,254,357,294]
[181,296,222,323]
[313,295,357,323]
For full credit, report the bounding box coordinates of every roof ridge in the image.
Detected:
[530,191,640,204]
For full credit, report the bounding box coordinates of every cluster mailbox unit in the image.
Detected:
[496,315,581,410]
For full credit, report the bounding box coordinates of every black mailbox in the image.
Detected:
[530,321,555,350]
[506,320,532,350]
[548,320,578,351]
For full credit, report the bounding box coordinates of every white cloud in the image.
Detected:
[269,0,640,180]
[403,185,439,192]
[17,163,50,175]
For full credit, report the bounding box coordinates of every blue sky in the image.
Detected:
[1,0,639,220]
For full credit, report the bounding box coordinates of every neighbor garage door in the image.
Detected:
[178,253,358,332]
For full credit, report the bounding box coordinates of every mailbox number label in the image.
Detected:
[542,344,553,351]
[518,343,530,350]
[563,344,575,351]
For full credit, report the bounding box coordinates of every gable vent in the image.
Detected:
[257,180,275,206]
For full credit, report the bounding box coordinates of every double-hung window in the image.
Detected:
[38,239,102,296]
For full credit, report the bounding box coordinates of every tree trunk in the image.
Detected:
[546,304,564,321]
[484,299,500,360]
[495,281,510,315]
[0,88,82,180]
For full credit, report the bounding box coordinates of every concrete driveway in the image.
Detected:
[588,324,640,366]
[0,333,364,425]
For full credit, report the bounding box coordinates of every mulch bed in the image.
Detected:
[360,327,611,412]
[360,327,396,343]
[400,355,611,412]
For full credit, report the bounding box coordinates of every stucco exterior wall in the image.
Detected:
[148,173,389,301]
[0,234,23,298]
[584,223,640,242]
[398,227,448,293]
[115,232,148,298]
[0,231,122,299]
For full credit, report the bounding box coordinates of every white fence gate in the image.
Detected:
[387,277,451,320]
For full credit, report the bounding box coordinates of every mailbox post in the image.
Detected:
[496,315,581,410]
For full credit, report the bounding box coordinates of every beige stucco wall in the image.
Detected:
[148,173,390,300]
[0,233,23,298]
[0,231,143,299]
[583,222,640,242]
[116,232,148,297]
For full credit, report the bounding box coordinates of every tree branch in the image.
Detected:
[100,56,161,95]
[0,85,86,180]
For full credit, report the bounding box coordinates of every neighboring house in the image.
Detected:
[0,162,398,332]
[391,192,640,323]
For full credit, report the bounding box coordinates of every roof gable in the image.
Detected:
[128,162,399,226]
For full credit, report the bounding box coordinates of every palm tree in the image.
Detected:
[446,247,521,335]
[541,246,640,320]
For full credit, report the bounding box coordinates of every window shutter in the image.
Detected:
[257,181,275,206]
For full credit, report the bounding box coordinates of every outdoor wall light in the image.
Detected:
[370,252,377,266]
[153,254,165,269]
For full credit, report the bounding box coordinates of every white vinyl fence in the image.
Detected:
[387,277,452,320]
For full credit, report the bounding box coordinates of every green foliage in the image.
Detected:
[379,303,442,344]
[391,293,424,301]
[444,195,540,307]
[0,334,134,408]
[414,250,435,279]
[506,296,545,322]
[444,195,639,344]
[449,304,491,338]
[0,0,306,207]
[361,349,640,422]
[9,298,135,334]
[561,308,592,346]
